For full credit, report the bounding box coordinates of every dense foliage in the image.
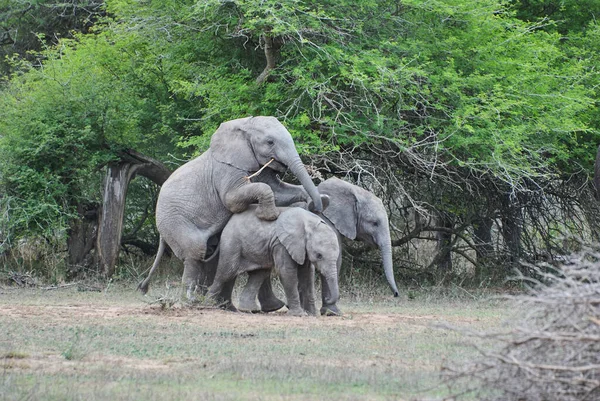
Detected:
[1,0,599,283]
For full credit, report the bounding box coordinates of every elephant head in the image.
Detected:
[210,116,323,212]
[276,208,340,305]
[319,177,399,297]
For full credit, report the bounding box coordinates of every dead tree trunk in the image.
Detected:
[96,150,170,277]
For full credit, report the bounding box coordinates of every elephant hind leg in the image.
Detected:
[240,270,271,313]
[210,278,238,312]
[257,276,286,312]
[182,258,207,301]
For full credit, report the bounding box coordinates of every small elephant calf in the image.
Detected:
[207,205,340,316]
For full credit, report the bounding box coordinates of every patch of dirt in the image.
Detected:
[0,302,476,331]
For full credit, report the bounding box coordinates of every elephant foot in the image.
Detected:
[215,300,238,312]
[238,297,261,314]
[255,205,280,221]
[287,308,308,317]
[260,297,286,313]
[305,305,318,317]
[137,280,150,295]
[183,285,200,303]
[320,304,343,317]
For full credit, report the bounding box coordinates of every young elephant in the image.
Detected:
[207,206,340,316]
[241,177,400,316]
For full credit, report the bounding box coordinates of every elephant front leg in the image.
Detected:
[320,272,342,316]
[275,254,306,317]
[298,263,318,316]
[225,182,279,220]
[254,169,310,206]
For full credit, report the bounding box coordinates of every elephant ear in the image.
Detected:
[319,178,358,240]
[275,209,308,265]
[210,117,261,172]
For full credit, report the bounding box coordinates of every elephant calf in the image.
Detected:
[207,206,340,316]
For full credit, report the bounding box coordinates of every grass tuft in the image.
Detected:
[2,350,29,359]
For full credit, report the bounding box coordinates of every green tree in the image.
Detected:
[0,0,105,76]
[2,0,599,283]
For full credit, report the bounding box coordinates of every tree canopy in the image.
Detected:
[1,0,599,283]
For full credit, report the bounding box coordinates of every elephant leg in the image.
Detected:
[239,270,269,313]
[225,183,279,221]
[257,276,286,312]
[197,253,219,295]
[275,256,306,317]
[254,169,310,206]
[320,272,342,316]
[207,276,238,312]
[320,251,343,316]
[279,270,306,316]
[220,278,238,312]
[298,263,317,316]
[182,258,203,302]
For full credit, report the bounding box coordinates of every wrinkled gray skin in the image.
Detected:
[207,206,340,316]
[316,177,399,315]
[248,177,400,316]
[138,117,323,301]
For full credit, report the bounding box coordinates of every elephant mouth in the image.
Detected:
[268,159,287,172]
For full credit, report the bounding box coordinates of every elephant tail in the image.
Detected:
[203,241,221,263]
[137,237,166,295]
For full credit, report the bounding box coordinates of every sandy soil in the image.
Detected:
[0,301,481,330]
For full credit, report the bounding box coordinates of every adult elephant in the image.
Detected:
[138,116,323,300]
[316,177,399,315]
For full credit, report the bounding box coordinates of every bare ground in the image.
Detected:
[0,285,508,400]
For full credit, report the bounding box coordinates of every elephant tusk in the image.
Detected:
[244,158,275,182]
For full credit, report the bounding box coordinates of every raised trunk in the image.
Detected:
[288,157,322,212]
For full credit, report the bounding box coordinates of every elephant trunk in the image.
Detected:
[288,157,323,212]
[323,273,339,306]
[380,242,399,297]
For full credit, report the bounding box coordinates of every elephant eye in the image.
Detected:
[316,253,323,260]
[267,139,275,146]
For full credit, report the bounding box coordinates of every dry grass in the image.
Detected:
[0,282,508,400]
